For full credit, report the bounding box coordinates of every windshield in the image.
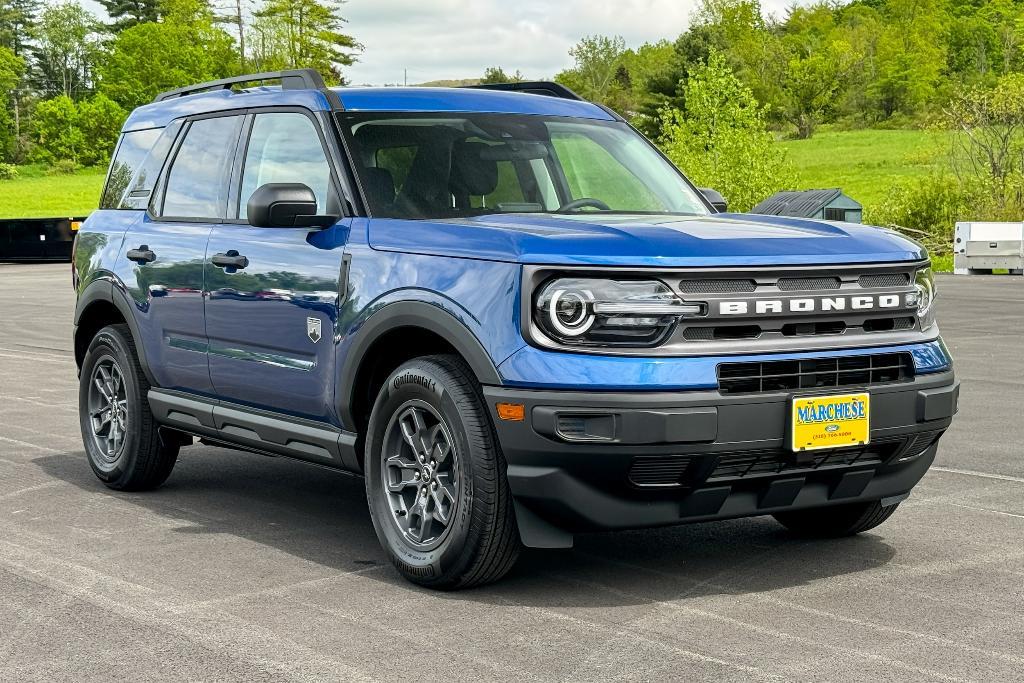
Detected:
[338,112,710,220]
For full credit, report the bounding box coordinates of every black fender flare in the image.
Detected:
[337,300,502,429]
[74,277,157,385]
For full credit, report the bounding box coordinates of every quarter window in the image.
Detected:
[239,113,332,219]
[100,128,162,209]
[162,115,242,219]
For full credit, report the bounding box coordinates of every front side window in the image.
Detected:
[239,113,333,219]
[161,115,242,219]
[340,113,708,220]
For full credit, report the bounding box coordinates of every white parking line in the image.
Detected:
[943,502,1024,520]
[0,436,62,453]
[931,467,1024,484]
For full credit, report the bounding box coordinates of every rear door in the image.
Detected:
[204,109,350,423]
[115,113,244,393]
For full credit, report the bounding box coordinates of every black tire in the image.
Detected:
[364,355,520,589]
[78,324,179,491]
[773,500,900,537]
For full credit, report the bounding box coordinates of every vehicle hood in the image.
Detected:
[367,213,926,267]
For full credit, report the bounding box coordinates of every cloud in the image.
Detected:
[342,0,804,85]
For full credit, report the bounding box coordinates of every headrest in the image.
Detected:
[450,142,499,198]
[362,166,396,208]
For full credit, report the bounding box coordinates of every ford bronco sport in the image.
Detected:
[73,70,959,589]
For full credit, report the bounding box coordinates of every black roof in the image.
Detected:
[751,188,851,217]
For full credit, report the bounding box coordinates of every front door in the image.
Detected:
[204,110,349,423]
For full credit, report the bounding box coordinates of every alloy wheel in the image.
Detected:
[381,400,460,550]
[87,357,129,465]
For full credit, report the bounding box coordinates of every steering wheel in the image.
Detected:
[557,197,611,213]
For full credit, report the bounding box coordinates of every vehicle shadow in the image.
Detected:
[36,444,897,608]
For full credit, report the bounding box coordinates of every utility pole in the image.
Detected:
[404,68,407,86]
[12,89,19,161]
[235,0,246,67]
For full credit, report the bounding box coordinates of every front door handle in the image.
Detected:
[211,250,249,270]
[126,245,156,264]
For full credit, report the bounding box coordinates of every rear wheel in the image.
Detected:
[364,355,520,589]
[78,324,178,491]
[773,500,900,537]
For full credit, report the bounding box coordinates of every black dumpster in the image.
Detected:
[0,216,86,262]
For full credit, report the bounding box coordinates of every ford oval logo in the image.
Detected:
[825,424,839,433]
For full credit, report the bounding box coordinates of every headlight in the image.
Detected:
[534,278,703,347]
[911,267,936,330]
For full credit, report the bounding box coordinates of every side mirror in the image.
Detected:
[246,183,337,228]
[699,188,728,213]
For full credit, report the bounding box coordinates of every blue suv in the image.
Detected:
[73,70,958,588]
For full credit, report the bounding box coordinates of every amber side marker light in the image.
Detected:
[496,403,525,421]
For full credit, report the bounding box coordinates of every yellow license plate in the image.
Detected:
[791,392,870,452]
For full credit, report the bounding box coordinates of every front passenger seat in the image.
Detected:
[449,141,499,210]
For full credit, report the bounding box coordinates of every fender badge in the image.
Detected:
[307,317,322,344]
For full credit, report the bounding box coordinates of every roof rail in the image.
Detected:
[152,69,343,109]
[464,81,584,101]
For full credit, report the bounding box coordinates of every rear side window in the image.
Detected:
[161,115,242,219]
[100,128,162,209]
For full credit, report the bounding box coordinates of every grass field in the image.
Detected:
[0,164,106,219]
[779,128,947,208]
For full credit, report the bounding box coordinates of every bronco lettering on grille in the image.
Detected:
[718,294,904,316]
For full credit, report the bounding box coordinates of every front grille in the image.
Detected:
[859,273,911,288]
[778,276,841,291]
[678,278,756,294]
[781,320,846,336]
[629,455,692,486]
[863,316,916,333]
[683,325,761,341]
[717,352,914,394]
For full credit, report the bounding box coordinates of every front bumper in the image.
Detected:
[484,370,958,548]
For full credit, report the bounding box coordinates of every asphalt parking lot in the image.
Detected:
[0,263,1022,682]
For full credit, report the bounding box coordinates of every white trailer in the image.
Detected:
[953,222,1024,275]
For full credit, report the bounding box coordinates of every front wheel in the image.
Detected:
[78,324,179,491]
[773,499,901,537]
[364,355,520,589]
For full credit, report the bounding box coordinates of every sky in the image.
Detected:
[342,0,805,86]
[78,0,806,86]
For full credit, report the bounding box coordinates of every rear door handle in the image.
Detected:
[211,251,249,270]
[126,245,156,264]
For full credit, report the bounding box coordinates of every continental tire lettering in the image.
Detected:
[393,372,437,394]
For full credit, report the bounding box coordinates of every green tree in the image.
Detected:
[0,0,39,55]
[867,0,948,119]
[30,93,125,165]
[555,35,629,110]
[29,1,103,99]
[0,45,24,161]
[480,66,524,84]
[77,94,126,165]
[97,0,161,30]
[98,0,238,110]
[30,94,81,163]
[659,51,793,212]
[945,73,1024,216]
[774,5,862,138]
[633,24,726,138]
[250,0,359,83]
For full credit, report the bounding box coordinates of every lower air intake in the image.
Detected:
[628,455,692,486]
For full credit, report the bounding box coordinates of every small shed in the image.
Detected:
[751,189,863,223]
